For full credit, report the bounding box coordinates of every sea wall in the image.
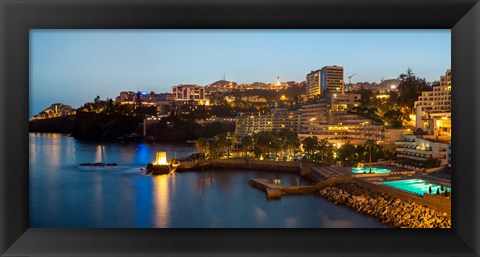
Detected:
[176,159,301,173]
[318,186,451,228]
[314,176,451,215]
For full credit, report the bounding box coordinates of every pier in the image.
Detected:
[248,178,316,200]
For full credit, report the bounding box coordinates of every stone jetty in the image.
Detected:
[317,184,451,228]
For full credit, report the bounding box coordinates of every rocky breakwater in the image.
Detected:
[317,184,451,228]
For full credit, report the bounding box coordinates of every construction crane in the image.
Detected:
[347,74,358,84]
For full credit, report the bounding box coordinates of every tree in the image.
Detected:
[225,132,238,158]
[338,142,360,166]
[214,133,228,158]
[241,135,253,157]
[207,141,219,159]
[135,106,157,118]
[254,131,276,158]
[396,68,431,109]
[383,109,409,128]
[195,138,209,159]
[302,136,319,160]
[278,129,300,158]
[364,140,380,173]
[317,139,329,163]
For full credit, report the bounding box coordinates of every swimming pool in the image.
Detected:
[351,167,391,174]
[381,179,451,196]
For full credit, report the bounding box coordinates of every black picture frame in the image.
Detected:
[1,0,479,256]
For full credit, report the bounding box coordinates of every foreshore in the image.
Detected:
[175,158,451,228]
[316,181,451,228]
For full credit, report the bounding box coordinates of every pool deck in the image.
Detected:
[310,164,416,181]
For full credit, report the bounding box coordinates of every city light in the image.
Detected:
[154,152,168,165]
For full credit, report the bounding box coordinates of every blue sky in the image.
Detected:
[30,29,450,116]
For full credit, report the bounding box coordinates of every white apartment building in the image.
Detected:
[414,69,451,137]
[395,69,451,167]
[395,134,450,166]
[235,109,301,137]
[235,93,385,144]
[298,93,385,143]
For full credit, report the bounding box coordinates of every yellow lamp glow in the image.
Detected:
[154,151,168,165]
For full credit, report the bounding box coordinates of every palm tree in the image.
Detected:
[207,141,219,160]
[241,135,253,157]
[254,131,275,159]
[338,142,357,166]
[364,140,380,173]
[302,136,319,160]
[317,139,329,163]
[194,138,209,159]
[225,132,238,158]
[214,133,227,158]
[278,129,300,159]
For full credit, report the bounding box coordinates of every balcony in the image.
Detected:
[396,152,429,161]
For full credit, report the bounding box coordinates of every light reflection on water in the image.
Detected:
[29,133,387,228]
[153,174,170,228]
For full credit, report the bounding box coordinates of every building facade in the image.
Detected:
[394,69,452,167]
[115,91,173,104]
[306,70,322,99]
[414,69,451,137]
[306,66,344,99]
[235,109,301,137]
[172,85,206,103]
[321,66,344,94]
[298,93,385,143]
[395,135,450,166]
[235,92,385,144]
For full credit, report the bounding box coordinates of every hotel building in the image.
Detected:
[235,92,386,145]
[414,69,451,137]
[115,91,174,115]
[306,70,321,99]
[395,69,452,167]
[306,66,344,99]
[115,91,173,104]
[395,135,451,166]
[172,85,207,104]
[235,109,301,137]
[298,93,385,144]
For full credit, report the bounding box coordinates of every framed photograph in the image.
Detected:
[1,0,479,256]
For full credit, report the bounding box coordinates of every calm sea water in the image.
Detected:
[29,133,386,228]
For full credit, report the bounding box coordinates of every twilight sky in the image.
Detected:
[30,29,450,116]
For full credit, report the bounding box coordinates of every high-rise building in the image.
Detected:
[306,70,322,99]
[306,66,344,99]
[321,66,344,94]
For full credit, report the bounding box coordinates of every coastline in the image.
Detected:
[175,158,451,228]
[314,180,451,228]
[175,158,302,174]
